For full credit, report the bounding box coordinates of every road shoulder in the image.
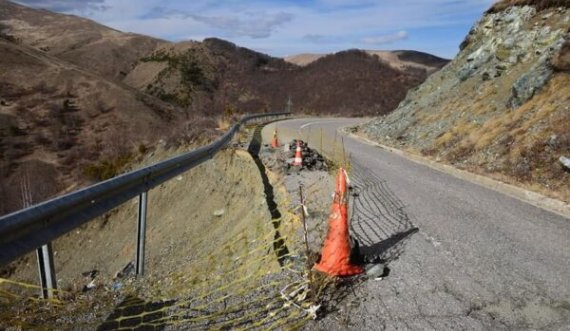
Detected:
[348,132,570,219]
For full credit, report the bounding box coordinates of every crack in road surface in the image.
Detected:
[248,125,290,266]
[349,161,419,265]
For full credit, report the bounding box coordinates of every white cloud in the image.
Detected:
[187,12,293,39]
[362,31,408,45]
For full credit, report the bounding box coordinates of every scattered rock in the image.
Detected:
[547,134,559,149]
[508,61,552,108]
[111,281,123,291]
[81,269,99,292]
[542,12,553,20]
[115,261,135,279]
[81,269,98,279]
[82,279,96,292]
[551,40,570,71]
[364,263,387,279]
[213,208,225,217]
[560,156,570,170]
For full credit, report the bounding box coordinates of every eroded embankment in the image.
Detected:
[0,146,306,330]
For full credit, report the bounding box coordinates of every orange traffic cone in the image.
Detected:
[271,129,280,148]
[314,168,364,277]
[292,141,303,166]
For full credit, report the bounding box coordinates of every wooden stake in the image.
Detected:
[299,185,310,262]
[342,136,347,168]
[320,128,323,155]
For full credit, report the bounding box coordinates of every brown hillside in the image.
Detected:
[0,0,165,81]
[128,40,445,117]
[290,50,430,116]
[0,38,209,215]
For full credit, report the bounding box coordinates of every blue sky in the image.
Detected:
[16,0,496,59]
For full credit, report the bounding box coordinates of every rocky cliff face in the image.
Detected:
[362,3,569,202]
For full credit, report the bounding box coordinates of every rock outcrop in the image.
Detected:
[362,3,570,201]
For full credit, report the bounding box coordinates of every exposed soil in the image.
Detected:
[0,140,305,329]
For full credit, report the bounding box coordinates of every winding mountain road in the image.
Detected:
[262,118,570,330]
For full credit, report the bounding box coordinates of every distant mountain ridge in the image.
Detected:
[286,50,448,73]
[128,38,448,117]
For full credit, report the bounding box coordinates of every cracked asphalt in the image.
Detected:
[262,118,570,330]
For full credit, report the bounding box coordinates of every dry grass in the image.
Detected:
[442,74,570,201]
[435,120,477,149]
[487,0,569,13]
[417,70,569,201]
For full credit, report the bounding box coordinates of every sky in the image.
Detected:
[15,0,497,59]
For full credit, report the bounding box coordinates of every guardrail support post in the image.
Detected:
[136,191,148,276]
[36,243,56,299]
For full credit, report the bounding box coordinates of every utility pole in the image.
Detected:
[286,96,293,113]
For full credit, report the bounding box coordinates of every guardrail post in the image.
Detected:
[136,191,148,276]
[36,243,56,299]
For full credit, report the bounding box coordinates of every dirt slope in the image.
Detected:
[1,146,303,330]
[284,53,325,66]
[362,2,570,202]
[0,0,165,81]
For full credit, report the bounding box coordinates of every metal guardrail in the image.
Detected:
[0,112,290,297]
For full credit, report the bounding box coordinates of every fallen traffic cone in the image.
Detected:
[314,168,363,277]
[271,129,280,148]
[292,141,303,166]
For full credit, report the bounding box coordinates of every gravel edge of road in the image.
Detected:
[348,132,570,220]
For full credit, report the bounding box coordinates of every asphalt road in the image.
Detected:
[262,118,570,330]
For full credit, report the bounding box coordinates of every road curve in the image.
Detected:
[263,118,570,330]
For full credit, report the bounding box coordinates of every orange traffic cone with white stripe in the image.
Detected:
[314,168,364,277]
[292,141,303,166]
[271,129,280,148]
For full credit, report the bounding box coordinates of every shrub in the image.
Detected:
[82,154,133,181]
[138,144,147,155]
